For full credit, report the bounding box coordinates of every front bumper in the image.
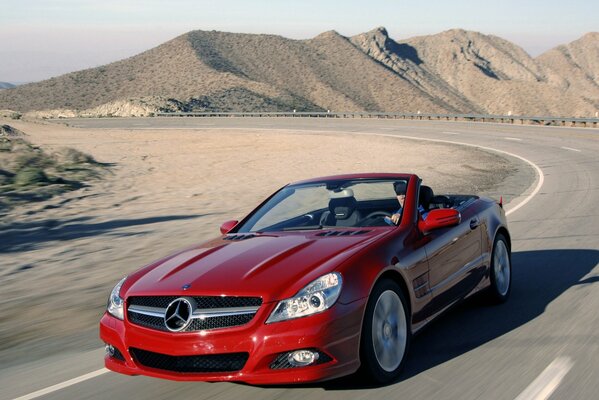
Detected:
[99,299,365,384]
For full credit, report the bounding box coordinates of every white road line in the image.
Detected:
[442,131,460,135]
[561,146,581,152]
[347,131,544,217]
[505,137,523,141]
[11,368,109,400]
[514,357,573,400]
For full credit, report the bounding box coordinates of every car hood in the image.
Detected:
[125,229,388,303]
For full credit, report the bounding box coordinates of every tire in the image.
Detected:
[359,279,411,384]
[485,233,512,303]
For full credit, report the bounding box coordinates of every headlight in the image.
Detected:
[107,277,127,320]
[266,272,342,323]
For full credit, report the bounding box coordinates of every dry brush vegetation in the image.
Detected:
[0,125,109,214]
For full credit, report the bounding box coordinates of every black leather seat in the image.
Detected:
[419,185,434,211]
[429,195,452,209]
[320,196,362,227]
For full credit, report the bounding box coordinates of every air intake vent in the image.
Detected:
[223,234,256,241]
[130,348,248,373]
[315,230,371,237]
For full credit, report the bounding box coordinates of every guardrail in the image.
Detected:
[154,111,599,128]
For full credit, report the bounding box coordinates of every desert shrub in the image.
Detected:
[0,138,12,152]
[0,169,14,185]
[10,112,22,120]
[53,147,97,165]
[1,134,109,210]
[14,167,49,186]
[14,152,54,171]
[5,139,34,154]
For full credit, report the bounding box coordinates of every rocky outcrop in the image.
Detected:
[350,27,482,113]
[23,97,186,118]
[0,124,26,137]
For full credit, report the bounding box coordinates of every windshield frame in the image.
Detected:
[232,177,412,233]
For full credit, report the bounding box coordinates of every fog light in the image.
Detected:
[105,344,115,357]
[105,344,126,361]
[288,350,319,367]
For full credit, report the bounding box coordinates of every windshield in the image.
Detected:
[236,178,407,232]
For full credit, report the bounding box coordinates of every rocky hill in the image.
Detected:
[537,32,599,110]
[403,29,597,116]
[0,28,597,117]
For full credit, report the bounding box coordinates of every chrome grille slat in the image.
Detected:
[128,305,165,318]
[192,306,260,317]
[128,306,260,319]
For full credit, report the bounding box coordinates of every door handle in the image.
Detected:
[470,218,480,230]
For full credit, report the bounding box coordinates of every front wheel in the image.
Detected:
[360,279,411,384]
[485,233,511,303]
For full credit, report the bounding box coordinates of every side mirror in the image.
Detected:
[220,220,239,235]
[418,209,461,234]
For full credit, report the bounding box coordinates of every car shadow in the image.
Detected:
[0,214,209,253]
[261,248,599,390]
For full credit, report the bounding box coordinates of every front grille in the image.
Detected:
[128,312,165,331]
[127,311,256,332]
[129,296,262,309]
[127,296,262,332]
[130,348,248,373]
[187,314,255,331]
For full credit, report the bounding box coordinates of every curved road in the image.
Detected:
[4,118,599,400]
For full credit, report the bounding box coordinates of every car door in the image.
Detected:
[422,206,484,317]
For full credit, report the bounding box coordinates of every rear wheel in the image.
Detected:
[485,233,511,303]
[360,279,411,384]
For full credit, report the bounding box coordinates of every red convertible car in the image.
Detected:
[100,173,511,384]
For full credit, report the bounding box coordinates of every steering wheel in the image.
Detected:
[302,213,315,222]
[364,211,392,219]
[362,211,392,221]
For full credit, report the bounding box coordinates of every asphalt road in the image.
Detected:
[4,118,598,400]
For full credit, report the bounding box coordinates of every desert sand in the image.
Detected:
[0,118,527,366]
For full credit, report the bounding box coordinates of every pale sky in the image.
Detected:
[1,0,597,83]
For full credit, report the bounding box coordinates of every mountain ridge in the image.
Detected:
[0,28,596,117]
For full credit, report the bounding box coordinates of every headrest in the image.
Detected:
[419,185,434,209]
[328,195,357,220]
[393,181,407,195]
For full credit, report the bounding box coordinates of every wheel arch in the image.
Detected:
[358,267,413,382]
[375,269,412,316]
[495,226,511,252]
